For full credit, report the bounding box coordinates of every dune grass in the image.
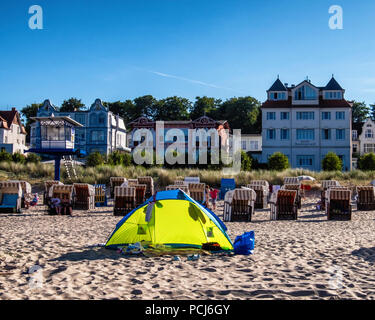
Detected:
[1,161,374,189]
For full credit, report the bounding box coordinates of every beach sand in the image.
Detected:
[1,191,375,300]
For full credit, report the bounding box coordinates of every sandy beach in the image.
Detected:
[1,191,375,300]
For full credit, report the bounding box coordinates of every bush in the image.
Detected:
[268,152,290,171]
[123,152,132,166]
[0,151,12,162]
[86,152,104,167]
[107,151,124,166]
[322,152,342,171]
[25,153,41,164]
[12,152,26,164]
[358,153,375,171]
[241,151,252,171]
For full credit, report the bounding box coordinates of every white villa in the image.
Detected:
[0,108,27,154]
[261,76,352,171]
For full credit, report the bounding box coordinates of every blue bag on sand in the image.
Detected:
[234,231,255,255]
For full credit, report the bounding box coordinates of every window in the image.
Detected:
[267,129,276,140]
[296,155,314,167]
[336,111,345,120]
[241,141,247,150]
[353,144,358,153]
[336,129,345,140]
[99,115,105,124]
[297,129,315,140]
[322,112,331,120]
[270,92,286,101]
[352,130,358,140]
[325,91,342,99]
[91,130,105,142]
[294,85,317,100]
[250,141,259,150]
[280,112,289,120]
[365,129,374,139]
[280,129,290,140]
[296,112,314,120]
[364,143,375,153]
[322,129,331,140]
[267,112,276,120]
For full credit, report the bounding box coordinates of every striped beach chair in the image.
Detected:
[110,177,126,198]
[0,181,22,213]
[270,189,298,220]
[174,180,187,186]
[134,184,147,207]
[281,183,302,209]
[114,186,136,216]
[223,188,256,222]
[138,176,154,198]
[9,180,32,209]
[326,188,352,220]
[247,183,269,209]
[188,183,206,204]
[94,184,107,207]
[166,185,190,194]
[127,179,139,186]
[73,183,95,210]
[44,180,63,205]
[283,177,299,185]
[356,186,375,210]
[320,180,340,210]
[48,185,74,215]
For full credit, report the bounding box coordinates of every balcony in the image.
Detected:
[41,140,74,149]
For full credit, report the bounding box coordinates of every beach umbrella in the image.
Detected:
[298,176,315,181]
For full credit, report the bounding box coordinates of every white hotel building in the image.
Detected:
[261,77,352,171]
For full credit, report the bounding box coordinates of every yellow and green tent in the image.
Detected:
[105,190,233,251]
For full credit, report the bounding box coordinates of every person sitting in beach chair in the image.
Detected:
[50,197,62,215]
[48,185,74,215]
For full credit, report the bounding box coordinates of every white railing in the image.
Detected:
[41,140,74,149]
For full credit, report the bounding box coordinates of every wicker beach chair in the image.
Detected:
[326,188,352,220]
[113,186,136,216]
[223,188,256,222]
[48,185,74,215]
[134,184,147,207]
[282,183,302,209]
[356,186,375,210]
[0,181,22,213]
[247,184,268,209]
[110,177,126,198]
[188,183,206,204]
[127,179,139,186]
[174,180,187,186]
[73,183,95,210]
[94,184,107,207]
[320,180,340,210]
[270,189,298,220]
[8,180,32,209]
[166,185,190,194]
[138,176,154,198]
[44,180,63,205]
[283,177,299,185]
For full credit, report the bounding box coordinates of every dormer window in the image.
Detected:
[325,91,342,99]
[269,92,287,101]
[294,85,317,100]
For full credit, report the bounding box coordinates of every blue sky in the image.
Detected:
[1,0,375,110]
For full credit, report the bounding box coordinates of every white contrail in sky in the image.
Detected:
[141,68,245,94]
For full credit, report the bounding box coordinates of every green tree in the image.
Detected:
[218,97,261,134]
[358,153,375,171]
[133,95,157,119]
[0,150,12,162]
[154,96,191,121]
[241,151,252,171]
[60,98,85,112]
[268,152,290,171]
[25,153,41,164]
[190,96,221,119]
[352,101,370,124]
[104,100,135,123]
[322,152,342,171]
[12,152,26,164]
[86,152,104,167]
[21,102,42,142]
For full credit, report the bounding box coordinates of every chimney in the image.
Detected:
[284,83,288,87]
[12,107,16,112]
[291,84,295,88]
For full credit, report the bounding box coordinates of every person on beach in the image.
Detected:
[50,197,62,215]
[209,187,219,211]
[205,185,211,208]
